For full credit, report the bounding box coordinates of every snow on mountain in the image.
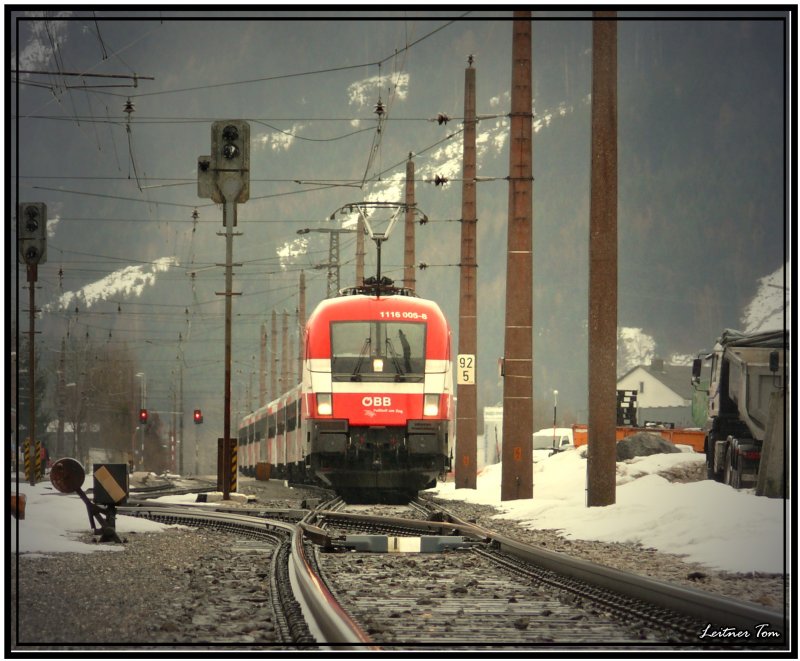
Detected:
[740,262,789,333]
[44,256,179,312]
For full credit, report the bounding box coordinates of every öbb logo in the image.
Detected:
[362,396,391,407]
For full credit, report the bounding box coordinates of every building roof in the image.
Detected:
[618,361,693,400]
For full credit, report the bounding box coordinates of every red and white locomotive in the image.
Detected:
[238,282,453,502]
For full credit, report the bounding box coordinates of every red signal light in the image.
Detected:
[139,408,148,424]
[193,409,203,424]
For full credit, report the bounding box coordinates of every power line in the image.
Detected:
[95,15,470,100]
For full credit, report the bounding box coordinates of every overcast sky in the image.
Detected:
[9,9,791,450]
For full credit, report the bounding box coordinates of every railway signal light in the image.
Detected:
[211,120,250,203]
[139,409,148,424]
[193,409,204,424]
[17,203,47,265]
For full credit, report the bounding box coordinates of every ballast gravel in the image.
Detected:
[10,493,786,650]
[11,527,280,650]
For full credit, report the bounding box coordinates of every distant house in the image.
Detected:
[616,358,695,428]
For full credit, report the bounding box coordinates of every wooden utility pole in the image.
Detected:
[403,155,416,292]
[587,11,618,507]
[501,12,534,502]
[455,56,478,490]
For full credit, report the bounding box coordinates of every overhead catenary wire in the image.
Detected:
[17,15,468,408]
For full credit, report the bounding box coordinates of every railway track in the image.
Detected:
[117,485,785,651]
[298,499,787,650]
[120,503,320,648]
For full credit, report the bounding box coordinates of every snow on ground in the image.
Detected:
[429,447,788,574]
[8,479,174,557]
[8,448,788,575]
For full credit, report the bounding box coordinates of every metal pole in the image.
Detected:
[456,58,478,490]
[376,240,383,297]
[327,232,340,298]
[501,11,534,502]
[27,263,37,485]
[222,198,235,499]
[587,11,618,507]
[553,389,558,446]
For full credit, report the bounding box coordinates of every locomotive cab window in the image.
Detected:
[331,321,426,381]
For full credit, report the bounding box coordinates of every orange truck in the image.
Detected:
[570,424,706,453]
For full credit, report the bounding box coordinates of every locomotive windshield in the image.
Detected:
[331,321,426,381]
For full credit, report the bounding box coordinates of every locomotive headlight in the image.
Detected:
[317,393,332,416]
[372,357,384,372]
[423,394,440,417]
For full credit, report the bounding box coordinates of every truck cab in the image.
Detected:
[692,329,787,490]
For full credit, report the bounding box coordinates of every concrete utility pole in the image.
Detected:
[298,270,306,382]
[501,12,534,502]
[587,11,618,507]
[356,214,366,286]
[178,357,184,474]
[271,310,278,402]
[456,56,478,490]
[403,155,416,292]
[281,310,289,395]
[260,322,267,407]
[57,338,66,459]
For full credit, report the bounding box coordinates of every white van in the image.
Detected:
[532,427,574,453]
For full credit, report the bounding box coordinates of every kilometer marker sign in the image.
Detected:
[457,354,475,385]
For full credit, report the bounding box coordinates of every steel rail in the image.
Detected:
[290,525,379,650]
[420,500,786,636]
[119,503,380,649]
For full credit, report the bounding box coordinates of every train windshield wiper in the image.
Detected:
[384,338,406,381]
[351,338,371,381]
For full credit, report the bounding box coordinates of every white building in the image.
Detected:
[616,358,694,427]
